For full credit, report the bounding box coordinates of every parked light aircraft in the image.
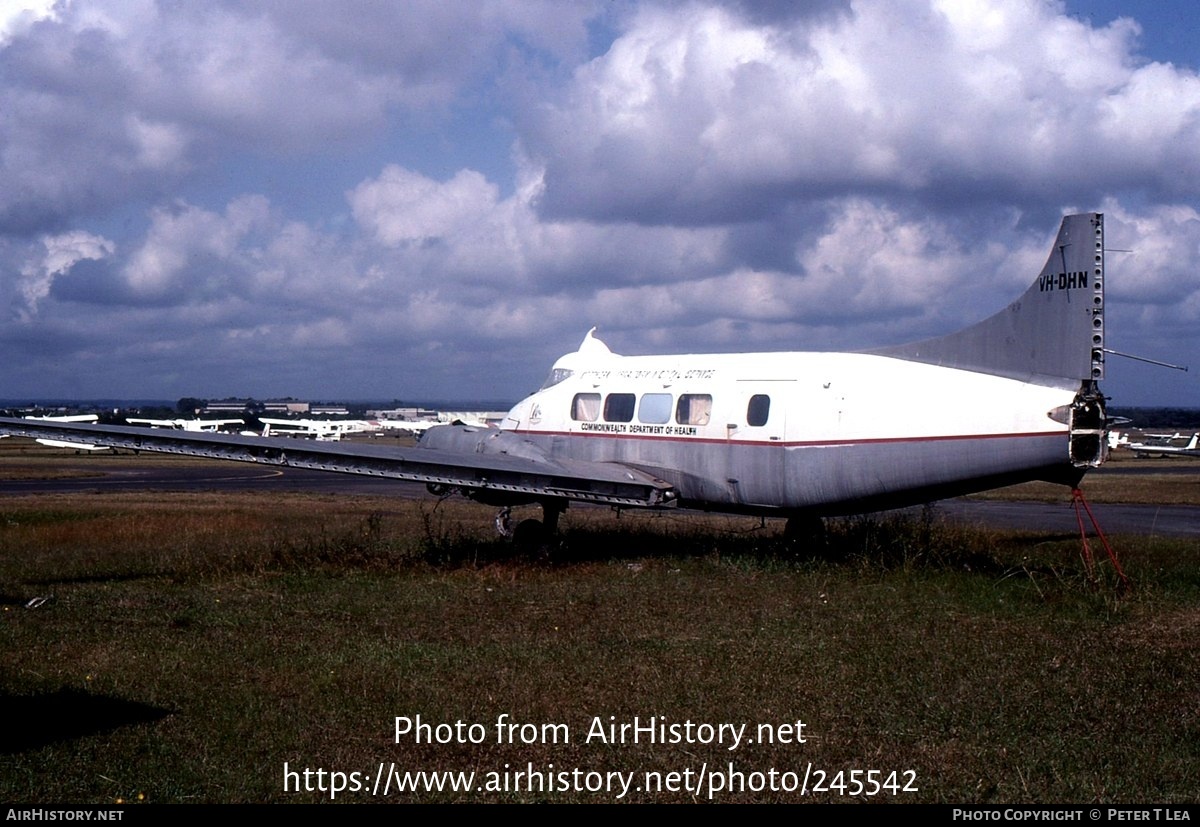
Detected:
[258,418,374,440]
[21,414,109,451]
[127,417,244,432]
[1122,432,1200,458]
[376,413,492,433]
[0,213,1110,543]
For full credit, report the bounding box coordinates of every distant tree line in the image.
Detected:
[1110,407,1200,429]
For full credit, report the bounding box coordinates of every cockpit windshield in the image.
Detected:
[540,367,573,390]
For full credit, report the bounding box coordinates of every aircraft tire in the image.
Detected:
[512,518,549,557]
[783,515,832,559]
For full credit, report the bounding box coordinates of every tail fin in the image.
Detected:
[870,212,1105,392]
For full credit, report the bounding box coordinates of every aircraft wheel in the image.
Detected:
[783,515,831,558]
[784,515,826,544]
[512,519,550,557]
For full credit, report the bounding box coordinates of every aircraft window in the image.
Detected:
[676,394,712,426]
[571,393,601,422]
[747,394,770,427]
[540,368,574,390]
[604,393,636,423]
[638,393,672,424]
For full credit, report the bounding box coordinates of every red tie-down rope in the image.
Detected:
[1071,488,1131,592]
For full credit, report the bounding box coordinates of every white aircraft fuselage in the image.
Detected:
[493,344,1083,516]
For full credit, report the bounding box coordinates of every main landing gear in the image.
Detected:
[495,499,566,554]
[782,513,832,558]
[783,514,827,545]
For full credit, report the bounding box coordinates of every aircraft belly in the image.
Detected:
[526,431,1071,514]
[771,436,1071,512]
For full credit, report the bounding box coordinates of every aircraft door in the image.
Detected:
[725,390,787,507]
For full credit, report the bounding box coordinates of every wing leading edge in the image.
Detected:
[0,418,676,509]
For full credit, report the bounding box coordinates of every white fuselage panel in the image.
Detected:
[499,350,1076,513]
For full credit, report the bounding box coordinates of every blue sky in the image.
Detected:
[2,0,1199,406]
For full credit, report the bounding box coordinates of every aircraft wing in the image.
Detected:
[0,417,675,509]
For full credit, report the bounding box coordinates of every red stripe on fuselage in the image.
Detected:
[510,429,1065,448]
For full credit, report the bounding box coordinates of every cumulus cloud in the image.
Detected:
[523,0,1200,223]
[2,0,1199,404]
[1101,200,1200,305]
[121,196,273,300]
[0,1,597,235]
[350,166,501,247]
[0,0,59,44]
[15,230,115,321]
[260,0,596,96]
[348,162,728,296]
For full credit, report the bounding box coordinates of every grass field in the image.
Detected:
[1,442,1198,804]
[970,447,1200,506]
